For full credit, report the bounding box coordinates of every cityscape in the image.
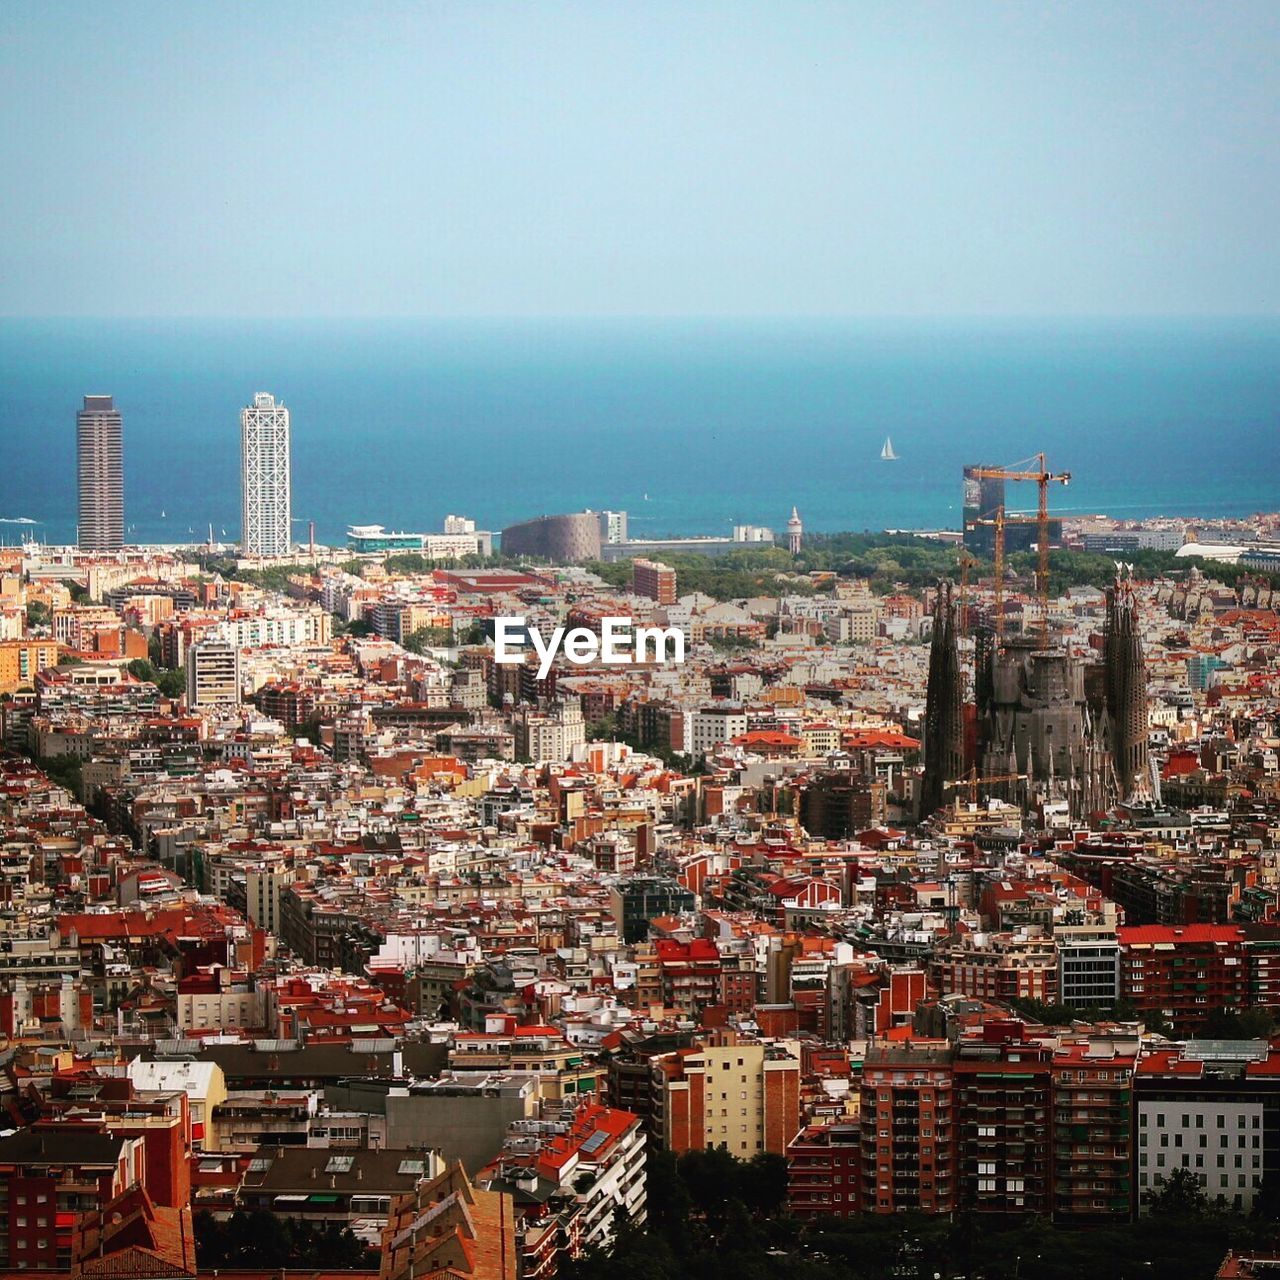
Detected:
[4,5,1280,1280]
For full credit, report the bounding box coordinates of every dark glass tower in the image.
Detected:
[77,395,124,551]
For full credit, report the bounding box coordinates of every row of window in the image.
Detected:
[1142,1132,1259,1149]
[1142,1112,1260,1128]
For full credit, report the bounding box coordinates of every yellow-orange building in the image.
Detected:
[0,640,60,694]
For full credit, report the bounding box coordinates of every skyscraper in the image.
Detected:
[240,392,291,557]
[77,395,124,551]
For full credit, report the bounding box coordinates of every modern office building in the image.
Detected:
[240,392,291,557]
[1135,1040,1280,1214]
[962,464,1005,553]
[609,876,696,944]
[500,512,601,562]
[346,523,494,558]
[77,395,124,551]
[963,463,1060,555]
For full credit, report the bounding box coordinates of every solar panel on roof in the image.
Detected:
[397,1159,426,1175]
[325,1155,355,1173]
[248,1157,273,1172]
[579,1129,609,1154]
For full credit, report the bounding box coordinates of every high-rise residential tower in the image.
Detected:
[77,396,124,551]
[240,392,292,557]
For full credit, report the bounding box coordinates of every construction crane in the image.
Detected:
[969,506,1042,641]
[943,769,1027,805]
[965,454,1071,639]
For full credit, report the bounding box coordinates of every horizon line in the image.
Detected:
[4,312,1280,323]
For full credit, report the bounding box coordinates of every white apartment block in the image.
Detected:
[214,606,331,649]
[691,705,749,758]
[187,639,241,709]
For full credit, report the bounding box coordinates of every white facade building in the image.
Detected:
[241,392,292,557]
[187,638,241,709]
[691,705,749,758]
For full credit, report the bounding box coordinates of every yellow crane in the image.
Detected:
[965,454,1071,640]
[943,768,1027,805]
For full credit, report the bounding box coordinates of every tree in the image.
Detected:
[1146,1166,1210,1217]
[25,600,49,626]
[739,1152,788,1216]
[334,617,373,638]
[194,1208,377,1270]
[587,711,620,741]
[403,626,454,653]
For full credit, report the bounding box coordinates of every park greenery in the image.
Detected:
[188,531,1270,617]
[578,534,1277,604]
[126,658,187,699]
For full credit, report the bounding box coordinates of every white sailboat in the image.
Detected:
[880,436,898,461]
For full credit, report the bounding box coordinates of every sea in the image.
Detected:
[1,317,1278,550]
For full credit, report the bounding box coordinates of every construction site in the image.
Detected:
[922,454,1155,823]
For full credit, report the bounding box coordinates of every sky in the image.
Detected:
[1,1,1278,318]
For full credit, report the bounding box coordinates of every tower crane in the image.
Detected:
[965,454,1071,640]
[943,768,1027,805]
[969,506,1042,641]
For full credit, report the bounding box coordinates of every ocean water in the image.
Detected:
[1,317,1278,549]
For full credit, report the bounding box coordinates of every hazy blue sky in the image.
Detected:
[2,1,1277,317]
